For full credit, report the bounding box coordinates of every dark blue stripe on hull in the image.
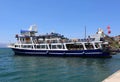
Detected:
[12,48,111,58]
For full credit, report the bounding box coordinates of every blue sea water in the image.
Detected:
[0,48,120,82]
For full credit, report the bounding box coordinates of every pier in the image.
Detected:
[102,70,120,82]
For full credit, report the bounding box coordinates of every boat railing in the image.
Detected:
[16,37,98,45]
[80,38,95,42]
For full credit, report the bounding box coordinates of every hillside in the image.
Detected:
[104,35,120,49]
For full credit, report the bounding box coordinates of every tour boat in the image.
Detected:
[9,25,112,58]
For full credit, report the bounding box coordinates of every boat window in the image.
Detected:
[15,45,19,48]
[57,45,63,49]
[37,45,40,48]
[41,45,46,49]
[20,38,25,43]
[85,43,94,50]
[21,45,23,48]
[66,43,84,50]
[38,40,44,43]
[51,40,57,43]
[21,45,33,48]
[52,45,57,49]
[28,45,32,48]
[47,40,51,43]
[23,45,27,48]
[26,37,31,43]
[102,44,109,49]
[66,44,73,50]
[79,45,84,50]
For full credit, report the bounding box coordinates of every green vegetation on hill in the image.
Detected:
[104,35,120,49]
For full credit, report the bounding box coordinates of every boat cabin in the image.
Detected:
[13,26,104,51]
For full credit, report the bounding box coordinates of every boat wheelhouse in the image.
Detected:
[9,25,112,58]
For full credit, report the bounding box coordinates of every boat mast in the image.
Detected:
[85,26,86,39]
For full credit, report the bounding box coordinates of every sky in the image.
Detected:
[0,0,120,43]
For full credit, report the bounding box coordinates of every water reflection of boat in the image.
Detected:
[8,25,112,58]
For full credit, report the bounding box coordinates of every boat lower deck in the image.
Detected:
[11,48,112,58]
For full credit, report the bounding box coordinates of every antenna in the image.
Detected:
[85,26,86,39]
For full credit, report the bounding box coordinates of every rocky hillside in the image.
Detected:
[104,35,120,49]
